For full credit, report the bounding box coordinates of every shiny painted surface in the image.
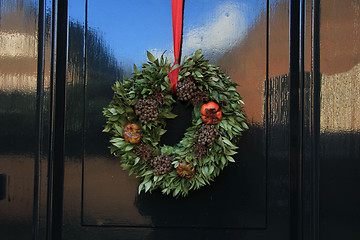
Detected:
[301,0,319,238]
[62,0,292,239]
[267,1,291,238]
[0,1,54,239]
[62,0,87,237]
[2,0,359,239]
[318,0,360,239]
[0,0,39,239]
[82,0,266,228]
[36,1,55,239]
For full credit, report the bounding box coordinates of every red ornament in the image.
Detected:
[200,102,222,124]
[123,123,142,144]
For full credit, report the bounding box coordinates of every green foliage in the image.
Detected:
[103,49,247,197]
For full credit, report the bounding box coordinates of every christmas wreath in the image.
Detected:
[103,49,248,197]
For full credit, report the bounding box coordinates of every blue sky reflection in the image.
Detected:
[86,0,263,73]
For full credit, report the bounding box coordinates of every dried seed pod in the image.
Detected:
[176,77,197,102]
[191,89,208,106]
[197,124,220,147]
[132,143,153,161]
[149,154,173,175]
[149,90,164,106]
[134,95,160,124]
[193,144,207,159]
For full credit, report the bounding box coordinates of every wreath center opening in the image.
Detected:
[160,100,193,147]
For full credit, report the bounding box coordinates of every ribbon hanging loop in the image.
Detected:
[169,0,184,94]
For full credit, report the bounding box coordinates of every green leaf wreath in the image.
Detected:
[103,49,248,197]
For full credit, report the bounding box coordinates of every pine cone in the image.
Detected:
[149,154,173,175]
[132,143,153,161]
[148,90,164,106]
[191,89,208,106]
[197,124,220,147]
[134,97,159,124]
[193,143,207,159]
[176,77,197,102]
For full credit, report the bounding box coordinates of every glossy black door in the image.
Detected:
[84,0,267,229]
[301,0,360,239]
[0,1,38,239]
[0,0,54,239]
[1,0,359,239]
[317,0,360,239]
[60,0,360,238]
[62,0,291,239]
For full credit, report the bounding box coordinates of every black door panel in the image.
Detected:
[64,0,272,235]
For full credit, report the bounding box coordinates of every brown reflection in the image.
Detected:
[0,156,34,222]
[218,1,290,124]
[0,1,40,93]
[320,65,360,133]
[320,0,360,132]
[217,8,267,124]
[0,2,38,235]
[319,1,360,237]
[82,157,151,226]
[320,0,360,75]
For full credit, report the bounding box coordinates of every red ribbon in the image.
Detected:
[169,0,184,94]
